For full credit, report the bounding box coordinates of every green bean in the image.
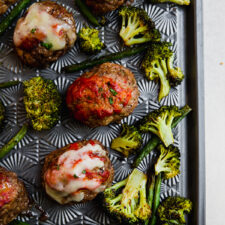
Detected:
[63,45,149,73]
[0,0,31,36]
[75,0,100,27]
[149,174,161,225]
[134,105,192,167]
[0,81,20,89]
[0,124,28,159]
[145,175,156,225]
[134,135,159,168]
[9,220,30,225]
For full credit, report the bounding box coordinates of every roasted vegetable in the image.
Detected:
[63,44,150,73]
[23,76,61,131]
[144,175,155,225]
[134,135,159,168]
[75,0,100,26]
[0,100,4,128]
[119,6,161,46]
[0,0,31,36]
[155,144,180,179]
[149,0,190,5]
[0,124,28,159]
[139,106,181,147]
[0,81,20,89]
[9,220,30,225]
[78,27,105,54]
[149,145,181,225]
[134,105,191,167]
[148,173,161,225]
[104,168,151,224]
[158,196,192,224]
[141,42,184,101]
[111,123,143,157]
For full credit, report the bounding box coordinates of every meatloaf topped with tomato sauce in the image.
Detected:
[0,167,29,225]
[66,63,139,127]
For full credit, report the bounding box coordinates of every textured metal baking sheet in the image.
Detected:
[0,0,205,224]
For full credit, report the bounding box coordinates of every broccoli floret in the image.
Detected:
[148,145,181,225]
[111,123,143,157]
[141,42,184,101]
[23,76,61,131]
[158,196,192,224]
[104,169,151,224]
[167,55,184,86]
[0,100,5,128]
[155,144,180,179]
[149,0,190,5]
[119,6,161,46]
[139,106,181,147]
[78,27,105,54]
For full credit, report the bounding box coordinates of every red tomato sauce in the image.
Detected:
[19,29,46,50]
[46,142,110,191]
[66,74,132,121]
[0,173,16,208]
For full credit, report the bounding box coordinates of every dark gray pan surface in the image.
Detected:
[0,0,205,224]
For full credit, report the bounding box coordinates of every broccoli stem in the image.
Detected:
[152,60,170,102]
[134,105,191,167]
[109,178,128,191]
[0,81,20,88]
[111,194,123,205]
[9,220,30,225]
[145,175,156,225]
[0,0,31,36]
[75,0,100,27]
[149,174,161,225]
[0,124,28,159]
[63,45,149,73]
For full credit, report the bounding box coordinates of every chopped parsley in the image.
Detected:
[74,174,78,178]
[41,42,53,50]
[109,97,113,105]
[82,170,86,174]
[109,88,118,96]
[99,87,103,93]
[56,165,60,170]
[31,28,36,34]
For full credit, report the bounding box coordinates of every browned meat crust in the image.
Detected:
[85,0,125,15]
[0,167,29,225]
[42,140,114,203]
[13,1,76,68]
[67,63,139,127]
[0,0,18,15]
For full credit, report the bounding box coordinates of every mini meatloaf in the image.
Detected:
[0,167,29,225]
[66,63,139,127]
[85,0,125,15]
[42,140,114,204]
[0,0,18,15]
[13,1,77,67]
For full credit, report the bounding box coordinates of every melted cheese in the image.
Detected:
[45,184,85,204]
[14,3,76,50]
[45,143,107,203]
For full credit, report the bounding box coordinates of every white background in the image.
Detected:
[204,0,225,224]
